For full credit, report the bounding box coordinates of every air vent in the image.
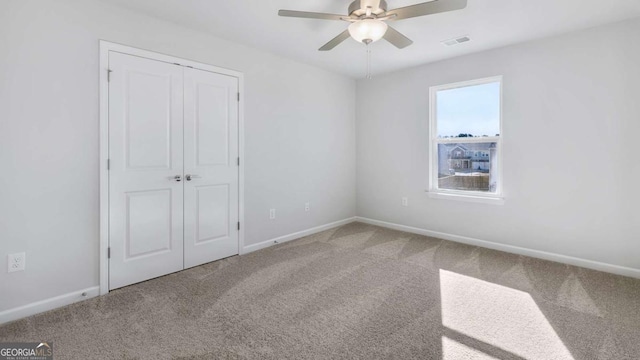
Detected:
[442,35,471,47]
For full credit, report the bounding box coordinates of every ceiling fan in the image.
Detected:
[278,0,468,51]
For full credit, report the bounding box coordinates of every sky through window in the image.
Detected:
[436,81,500,138]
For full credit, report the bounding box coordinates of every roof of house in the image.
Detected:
[442,142,496,152]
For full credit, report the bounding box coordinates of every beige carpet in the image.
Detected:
[1,222,639,359]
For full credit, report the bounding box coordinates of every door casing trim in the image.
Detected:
[99,40,245,295]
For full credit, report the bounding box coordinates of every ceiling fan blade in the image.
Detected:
[386,0,467,21]
[319,30,351,51]
[278,10,345,21]
[383,26,413,49]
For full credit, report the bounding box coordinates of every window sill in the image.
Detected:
[426,191,505,205]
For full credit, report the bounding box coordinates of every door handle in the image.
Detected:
[185,174,201,181]
[174,175,182,182]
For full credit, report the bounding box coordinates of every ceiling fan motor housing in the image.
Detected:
[349,0,388,17]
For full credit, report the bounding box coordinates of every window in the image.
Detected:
[428,76,503,203]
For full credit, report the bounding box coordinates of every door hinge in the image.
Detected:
[107,69,112,82]
[237,92,240,102]
[107,247,111,259]
[237,157,240,166]
[107,159,110,170]
[237,222,240,231]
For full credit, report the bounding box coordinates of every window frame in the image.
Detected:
[427,76,504,204]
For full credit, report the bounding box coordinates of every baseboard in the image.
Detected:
[0,286,100,325]
[355,217,640,279]
[242,217,357,254]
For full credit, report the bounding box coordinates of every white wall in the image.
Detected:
[356,18,640,271]
[0,0,356,313]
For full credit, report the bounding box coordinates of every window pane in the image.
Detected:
[437,142,498,193]
[436,82,500,138]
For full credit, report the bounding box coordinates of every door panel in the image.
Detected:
[196,83,229,166]
[184,68,239,268]
[125,71,173,169]
[125,189,173,258]
[109,52,184,290]
[195,185,229,244]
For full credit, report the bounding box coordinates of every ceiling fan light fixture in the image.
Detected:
[348,19,388,44]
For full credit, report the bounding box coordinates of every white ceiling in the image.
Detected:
[102,0,640,78]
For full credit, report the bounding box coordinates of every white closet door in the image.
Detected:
[108,52,185,289]
[183,67,239,268]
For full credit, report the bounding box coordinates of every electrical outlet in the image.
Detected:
[305,202,310,212]
[269,208,276,220]
[8,252,25,273]
[402,197,408,207]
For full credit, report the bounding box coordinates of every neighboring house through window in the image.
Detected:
[428,76,503,203]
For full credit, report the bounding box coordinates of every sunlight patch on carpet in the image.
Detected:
[442,336,499,360]
[440,269,574,360]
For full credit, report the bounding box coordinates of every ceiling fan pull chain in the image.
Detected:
[366,43,372,79]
